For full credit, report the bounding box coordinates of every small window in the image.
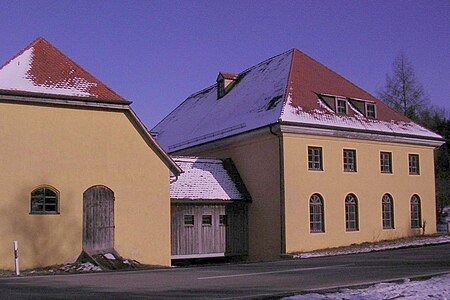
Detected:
[217,80,225,99]
[308,146,323,171]
[336,98,347,115]
[410,195,421,228]
[30,187,59,214]
[202,215,212,226]
[382,194,394,229]
[310,194,324,233]
[345,194,359,231]
[184,215,194,226]
[219,215,228,226]
[366,103,376,119]
[343,149,357,172]
[409,154,420,175]
[380,152,392,173]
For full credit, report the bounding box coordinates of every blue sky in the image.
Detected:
[0,1,449,127]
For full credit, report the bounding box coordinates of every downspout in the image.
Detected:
[269,124,286,256]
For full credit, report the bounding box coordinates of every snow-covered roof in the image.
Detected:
[170,157,250,202]
[0,38,126,102]
[153,49,442,152]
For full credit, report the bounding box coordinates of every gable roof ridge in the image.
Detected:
[36,38,127,102]
[290,49,412,122]
[0,37,127,102]
[279,49,296,120]
[0,37,44,71]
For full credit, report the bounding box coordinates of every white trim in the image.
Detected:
[171,252,225,259]
[280,124,444,147]
[0,93,129,110]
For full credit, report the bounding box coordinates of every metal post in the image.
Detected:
[13,240,19,276]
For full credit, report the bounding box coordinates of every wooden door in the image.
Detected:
[83,186,115,253]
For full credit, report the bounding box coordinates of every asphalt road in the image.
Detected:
[1,243,449,299]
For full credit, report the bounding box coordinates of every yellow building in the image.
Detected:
[153,49,445,261]
[0,38,181,270]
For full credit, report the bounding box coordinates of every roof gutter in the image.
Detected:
[279,121,445,148]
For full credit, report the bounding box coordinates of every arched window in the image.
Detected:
[345,194,359,231]
[310,194,324,233]
[31,186,59,214]
[382,194,394,229]
[410,195,422,228]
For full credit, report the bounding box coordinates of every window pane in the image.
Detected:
[380,152,392,173]
[184,215,194,226]
[202,215,212,226]
[308,147,323,171]
[344,149,357,172]
[310,194,324,232]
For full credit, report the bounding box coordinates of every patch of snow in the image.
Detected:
[75,262,102,272]
[293,235,450,259]
[153,50,293,151]
[284,273,450,299]
[282,94,441,139]
[171,157,246,201]
[104,253,116,260]
[0,47,97,98]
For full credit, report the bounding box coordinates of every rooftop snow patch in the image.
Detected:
[171,157,250,202]
[0,38,126,101]
[153,49,442,152]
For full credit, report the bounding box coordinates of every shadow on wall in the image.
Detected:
[0,189,81,270]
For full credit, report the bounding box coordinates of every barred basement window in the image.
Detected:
[345,194,359,231]
[30,186,59,214]
[410,195,422,228]
[310,194,324,233]
[184,215,194,226]
[380,152,392,173]
[343,149,357,172]
[382,194,394,229]
[202,215,212,226]
[409,154,420,175]
[308,146,323,171]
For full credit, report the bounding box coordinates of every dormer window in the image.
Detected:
[348,98,377,119]
[217,72,238,99]
[366,103,376,119]
[336,98,347,115]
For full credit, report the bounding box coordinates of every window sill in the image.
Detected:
[29,212,60,215]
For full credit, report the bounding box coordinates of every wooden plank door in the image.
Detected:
[83,186,115,253]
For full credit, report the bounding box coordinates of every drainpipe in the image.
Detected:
[269,124,286,256]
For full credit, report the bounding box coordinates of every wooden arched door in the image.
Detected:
[83,186,115,253]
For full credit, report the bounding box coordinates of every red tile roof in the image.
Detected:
[153,49,442,152]
[219,72,239,80]
[285,49,410,123]
[0,38,126,102]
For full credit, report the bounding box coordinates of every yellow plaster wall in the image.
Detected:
[191,134,282,261]
[0,102,171,270]
[282,133,437,253]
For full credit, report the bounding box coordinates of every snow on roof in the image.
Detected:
[0,38,126,101]
[171,157,250,202]
[153,49,441,152]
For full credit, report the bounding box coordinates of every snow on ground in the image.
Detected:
[293,235,450,259]
[284,273,450,300]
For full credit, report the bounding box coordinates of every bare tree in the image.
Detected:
[378,51,428,120]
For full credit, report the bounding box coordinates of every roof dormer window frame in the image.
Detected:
[366,102,377,119]
[336,97,348,115]
[217,72,238,100]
